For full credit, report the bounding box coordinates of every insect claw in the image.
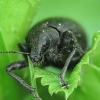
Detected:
[61,80,68,89]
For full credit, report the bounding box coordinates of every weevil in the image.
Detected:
[0,18,87,100]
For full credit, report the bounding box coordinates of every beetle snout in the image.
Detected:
[30,53,41,63]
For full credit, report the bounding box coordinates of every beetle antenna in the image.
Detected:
[0,51,29,55]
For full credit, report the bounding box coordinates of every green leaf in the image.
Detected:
[28,57,37,88]
[31,58,84,99]
[28,58,42,100]
[69,31,100,100]
[0,33,19,100]
[32,63,80,100]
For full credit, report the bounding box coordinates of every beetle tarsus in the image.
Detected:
[32,91,42,100]
[59,75,68,88]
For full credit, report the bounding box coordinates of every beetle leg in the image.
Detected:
[59,48,76,88]
[68,31,84,56]
[59,30,85,88]
[6,60,41,100]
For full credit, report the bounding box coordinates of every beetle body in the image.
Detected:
[26,18,87,66]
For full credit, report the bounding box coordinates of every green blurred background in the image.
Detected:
[0,0,100,100]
